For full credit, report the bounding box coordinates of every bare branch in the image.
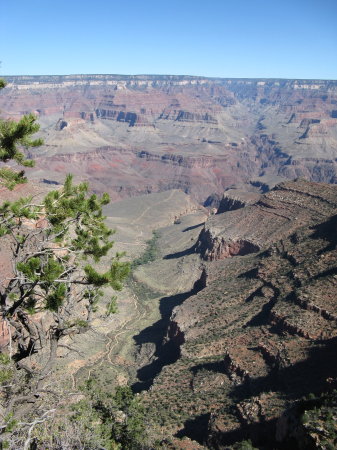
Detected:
[21,409,56,450]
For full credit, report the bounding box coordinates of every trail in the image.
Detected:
[69,206,203,389]
[72,284,159,388]
[131,190,175,224]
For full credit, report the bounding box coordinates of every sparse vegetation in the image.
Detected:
[131,230,161,269]
[234,440,258,450]
[296,390,337,449]
[31,382,150,449]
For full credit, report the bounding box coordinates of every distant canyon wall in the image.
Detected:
[1,75,337,202]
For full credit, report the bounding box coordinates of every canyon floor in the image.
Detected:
[48,189,207,392]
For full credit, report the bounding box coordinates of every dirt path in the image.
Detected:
[131,190,176,224]
[72,282,161,388]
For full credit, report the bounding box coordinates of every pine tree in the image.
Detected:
[0,79,130,448]
[0,79,43,189]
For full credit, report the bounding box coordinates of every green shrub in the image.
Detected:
[131,230,161,269]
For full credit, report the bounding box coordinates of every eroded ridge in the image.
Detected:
[197,179,337,261]
[141,180,337,448]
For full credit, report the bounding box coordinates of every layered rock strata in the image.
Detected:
[1,75,337,203]
[217,189,261,213]
[197,179,337,260]
[142,180,337,448]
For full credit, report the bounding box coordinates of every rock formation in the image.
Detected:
[140,179,337,448]
[2,73,337,447]
[197,179,337,260]
[1,75,337,203]
[217,189,261,213]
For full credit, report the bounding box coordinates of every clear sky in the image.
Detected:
[1,0,336,79]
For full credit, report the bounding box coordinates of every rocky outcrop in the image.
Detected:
[224,351,250,385]
[166,319,185,349]
[203,193,222,209]
[196,179,337,261]
[55,119,68,130]
[269,311,313,339]
[164,268,207,355]
[299,118,321,128]
[4,74,337,92]
[95,109,142,126]
[217,189,261,213]
[167,110,217,124]
[197,227,260,260]
[136,150,216,169]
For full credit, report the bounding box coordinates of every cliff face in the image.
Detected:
[197,179,337,260]
[217,189,261,213]
[32,145,259,203]
[141,180,337,448]
[1,75,337,203]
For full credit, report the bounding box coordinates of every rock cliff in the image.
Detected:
[1,75,337,203]
[141,179,337,448]
[197,179,337,260]
[217,189,261,213]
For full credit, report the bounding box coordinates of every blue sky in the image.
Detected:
[1,0,336,79]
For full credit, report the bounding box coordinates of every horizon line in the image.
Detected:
[2,73,337,82]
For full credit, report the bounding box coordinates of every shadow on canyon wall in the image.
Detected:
[177,337,337,448]
[163,243,197,260]
[132,271,206,393]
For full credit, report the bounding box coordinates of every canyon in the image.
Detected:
[68,177,337,449]
[140,179,337,448]
[1,75,337,448]
[1,75,337,203]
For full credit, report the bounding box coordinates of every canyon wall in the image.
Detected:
[1,75,337,203]
[142,179,337,447]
